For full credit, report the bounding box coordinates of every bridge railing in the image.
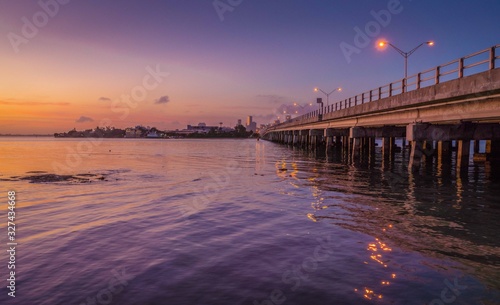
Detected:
[272,44,499,130]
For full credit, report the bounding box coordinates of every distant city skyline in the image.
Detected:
[1,0,499,134]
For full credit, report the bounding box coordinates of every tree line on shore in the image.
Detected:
[54,125,256,138]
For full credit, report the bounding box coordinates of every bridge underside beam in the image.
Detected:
[407,123,500,141]
[325,128,349,137]
[349,126,406,138]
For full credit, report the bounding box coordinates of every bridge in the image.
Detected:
[262,45,500,172]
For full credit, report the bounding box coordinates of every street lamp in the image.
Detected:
[292,102,315,115]
[313,87,342,107]
[378,40,434,80]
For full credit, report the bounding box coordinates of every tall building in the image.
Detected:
[237,119,242,126]
[246,115,257,133]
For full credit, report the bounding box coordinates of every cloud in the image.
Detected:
[75,116,94,123]
[256,94,287,105]
[155,95,170,104]
[0,100,70,106]
[98,97,112,102]
[254,113,279,122]
[252,101,317,124]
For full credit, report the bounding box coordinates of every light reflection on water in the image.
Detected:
[0,137,499,305]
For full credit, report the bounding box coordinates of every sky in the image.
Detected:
[0,0,499,134]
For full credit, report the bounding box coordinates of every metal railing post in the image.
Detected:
[435,66,441,85]
[389,83,393,97]
[416,73,421,89]
[490,47,496,70]
[458,58,464,78]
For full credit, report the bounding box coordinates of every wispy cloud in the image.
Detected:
[255,113,279,121]
[98,97,112,102]
[155,95,170,104]
[250,100,316,124]
[256,94,288,104]
[0,101,70,106]
[75,116,94,123]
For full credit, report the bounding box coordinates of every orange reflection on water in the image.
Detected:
[363,287,383,300]
[354,288,383,301]
[274,160,300,179]
[354,224,397,302]
[307,213,317,222]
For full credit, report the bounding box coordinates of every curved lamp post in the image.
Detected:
[313,87,342,107]
[378,40,434,80]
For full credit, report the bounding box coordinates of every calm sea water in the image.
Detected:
[0,137,499,305]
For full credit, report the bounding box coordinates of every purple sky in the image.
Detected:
[1,0,499,133]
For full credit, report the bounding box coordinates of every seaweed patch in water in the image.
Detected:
[6,173,108,184]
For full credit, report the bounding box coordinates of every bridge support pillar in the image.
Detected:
[334,136,342,150]
[351,138,362,159]
[368,137,376,161]
[299,130,309,149]
[362,137,372,157]
[382,137,395,159]
[489,140,500,160]
[485,140,500,160]
[287,131,293,145]
[325,129,334,153]
[349,127,366,160]
[438,141,452,163]
[409,141,424,171]
[309,129,323,151]
[457,140,471,173]
[293,130,299,146]
[342,136,350,156]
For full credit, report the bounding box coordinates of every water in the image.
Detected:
[0,137,499,305]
